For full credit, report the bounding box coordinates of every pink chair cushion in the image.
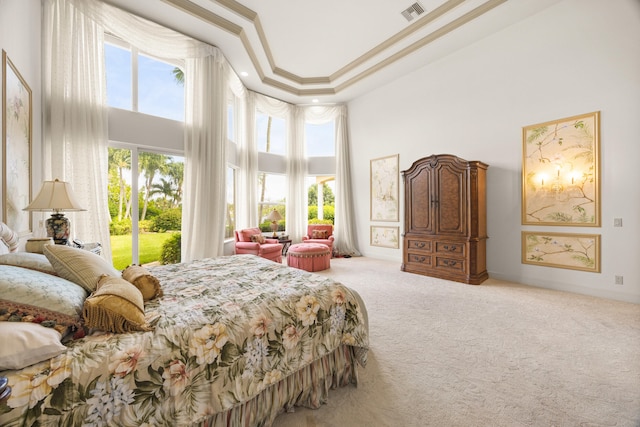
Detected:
[238,228,262,242]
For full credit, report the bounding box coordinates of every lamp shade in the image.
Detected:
[266,209,282,222]
[23,179,86,212]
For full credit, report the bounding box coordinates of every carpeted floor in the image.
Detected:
[272,256,640,427]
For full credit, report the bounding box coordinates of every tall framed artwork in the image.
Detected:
[522,111,600,226]
[2,50,32,236]
[522,231,600,273]
[370,154,399,222]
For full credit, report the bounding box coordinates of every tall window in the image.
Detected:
[226,166,236,239]
[306,121,335,157]
[256,112,286,155]
[108,147,184,269]
[258,173,286,232]
[105,38,184,121]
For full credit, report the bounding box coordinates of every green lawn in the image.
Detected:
[110,232,172,270]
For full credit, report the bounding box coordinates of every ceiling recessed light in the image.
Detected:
[312,99,319,103]
[240,71,249,77]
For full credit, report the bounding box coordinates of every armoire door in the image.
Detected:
[407,165,434,234]
[434,161,467,236]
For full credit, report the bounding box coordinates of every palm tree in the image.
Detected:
[151,177,176,209]
[139,153,168,220]
[108,148,132,221]
[166,160,184,207]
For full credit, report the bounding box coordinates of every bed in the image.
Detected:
[0,229,368,426]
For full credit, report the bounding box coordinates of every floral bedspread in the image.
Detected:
[0,255,369,426]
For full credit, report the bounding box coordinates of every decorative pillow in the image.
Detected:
[122,265,163,301]
[0,252,57,275]
[44,244,120,292]
[311,229,328,239]
[0,265,88,337]
[250,234,266,244]
[0,221,19,253]
[239,228,262,242]
[83,275,150,333]
[0,322,66,370]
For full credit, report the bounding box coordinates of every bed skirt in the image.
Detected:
[198,344,359,427]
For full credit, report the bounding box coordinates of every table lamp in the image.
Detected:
[23,179,86,245]
[266,209,282,238]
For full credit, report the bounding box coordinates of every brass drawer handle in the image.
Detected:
[443,244,457,252]
[443,260,457,267]
[411,255,426,263]
[413,242,426,249]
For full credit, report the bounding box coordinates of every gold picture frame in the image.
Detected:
[2,50,32,236]
[370,154,399,222]
[522,231,600,273]
[370,226,399,249]
[522,111,600,226]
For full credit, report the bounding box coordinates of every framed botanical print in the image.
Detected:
[522,231,600,273]
[370,154,399,222]
[522,111,600,226]
[2,50,32,236]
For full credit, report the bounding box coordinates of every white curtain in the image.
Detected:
[303,105,360,256]
[287,106,307,243]
[333,107,361,256]
[45,0,228,262]
[237,92,258,229]
[181,54,228,261]
[43,0,112,260]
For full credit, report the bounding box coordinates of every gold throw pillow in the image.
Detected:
[122,265,163,301]
[83,275,150,333]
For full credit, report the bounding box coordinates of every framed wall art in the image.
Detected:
[2,50,32,236]
[522,231,600,273]
[522,111,600,226]
[370,154,399,222]
[370,225,399,249]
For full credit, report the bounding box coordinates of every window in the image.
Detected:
[105,38,184,121]
[226,166,236,239]
[108,147,184,269]
[305,121,335,157]
[258,173,286,231]
[306,176,335,224]
[256,112,286,155]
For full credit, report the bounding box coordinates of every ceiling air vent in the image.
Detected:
[401,2,425,22]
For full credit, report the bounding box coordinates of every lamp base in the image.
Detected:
[46,213,71,245]
[271,221,278,238]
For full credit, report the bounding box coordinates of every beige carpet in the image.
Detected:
[272,256,640,427]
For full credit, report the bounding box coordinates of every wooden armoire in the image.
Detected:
[401,154,489,285]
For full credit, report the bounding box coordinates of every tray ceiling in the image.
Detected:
[104,0,562,104]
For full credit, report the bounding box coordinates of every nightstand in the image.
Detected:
[278,238,292,256]
[72,240,102,255]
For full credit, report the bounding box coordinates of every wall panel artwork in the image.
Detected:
[522,111,600,226]
[2,50,32,236]
[522,231,600,273]
[370,154,399,222]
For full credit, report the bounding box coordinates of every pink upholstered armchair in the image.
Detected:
[235,228,283,263]
[301,224,334,253]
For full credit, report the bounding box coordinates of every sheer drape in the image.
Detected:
[287,107,307,243]
[43,0,112,260]
[46,0,227,262]
[333,107,361,256]
[181,54,228,260]
[237,92,259,229]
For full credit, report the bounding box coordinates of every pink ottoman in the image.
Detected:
[287,243,331,272]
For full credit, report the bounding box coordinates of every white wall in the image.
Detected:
[0,0,43,247]
[348,0,640,303]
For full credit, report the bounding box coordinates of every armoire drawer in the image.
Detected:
[435,256,466,272]
[406,239,432,252]
[434,241,465,256]
[406,253,433,267]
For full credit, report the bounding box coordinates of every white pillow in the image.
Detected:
[0,322,66,370]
